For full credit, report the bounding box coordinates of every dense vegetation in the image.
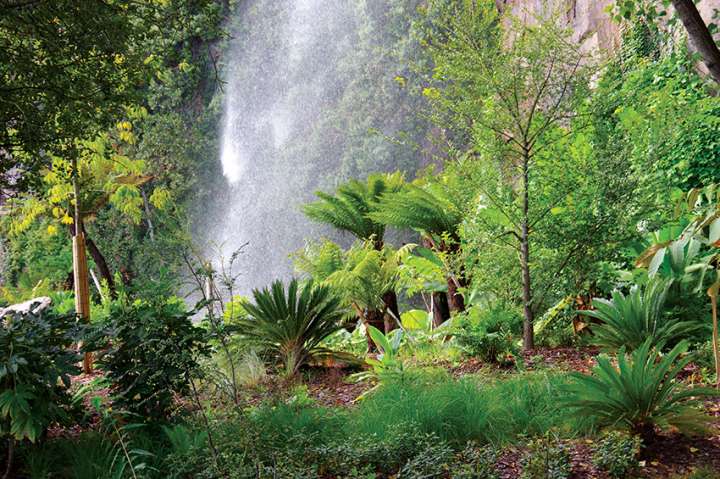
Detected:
[2,0,720,478]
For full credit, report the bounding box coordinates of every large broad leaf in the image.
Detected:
[401,309,431,331]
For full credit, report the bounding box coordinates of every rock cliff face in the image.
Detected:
[497,0,720,55]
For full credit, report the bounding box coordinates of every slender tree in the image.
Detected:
[422,1,594,349]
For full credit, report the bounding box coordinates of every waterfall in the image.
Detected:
[207,0,429,295]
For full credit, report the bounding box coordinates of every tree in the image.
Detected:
[370,180,466,318]
[421,1,594,349]
[294,239,413,349]
[612,0,720,84]
[0,1,153,195]
[303,172,405,328]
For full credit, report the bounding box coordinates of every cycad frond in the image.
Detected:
[238,279,347,375]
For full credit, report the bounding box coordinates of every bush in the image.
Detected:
[564,339,717,443]
[0,306,84,443]
[455,304,521,364]
[238,279,348,376]
[581,279,700,351]
[451,443,500,479]
[591,431,641,478]
[520,433,572,479]
[94,297,210,420]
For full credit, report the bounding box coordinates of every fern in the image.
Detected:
[369,182,462,238]
[303,172,404,243]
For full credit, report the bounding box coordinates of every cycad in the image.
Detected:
[581,279,700,351]
[238,279,347,376]
[564,340,717,443]
[303,172,404,246]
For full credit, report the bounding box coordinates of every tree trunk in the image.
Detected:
[431,291,450,328]
[382,290,400,333]
[2,438,13,479]
[709,285,719,388]
[83,229,116,298]
[447,276,466,313]
[520,153,534,351]
[71,155,93,373]
[672,0,720,84]
[365,309,385,352]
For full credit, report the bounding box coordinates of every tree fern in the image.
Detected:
[302,172,404,243]
[369,182,463,238]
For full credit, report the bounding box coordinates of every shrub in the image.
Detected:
[520,433,572,479]
[564,339,717,443]
[451,443,500,479]
[591,431,641,478]
[455,304,521,364]
[0,306,83,443]
[238,279,348,376]
[94,297,210,420]
[581,279,700,351]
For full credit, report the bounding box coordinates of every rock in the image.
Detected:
[0,296,53,318]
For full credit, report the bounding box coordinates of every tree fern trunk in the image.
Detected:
[382,290,400,333]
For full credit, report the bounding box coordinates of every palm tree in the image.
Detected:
[369,182,467,317]
[303,172,404,328]
[238,279,347,376]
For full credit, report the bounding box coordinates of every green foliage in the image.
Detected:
[451,443,500,479]
[352,372,586,447]
[370,181,463,239]
[564,340,717,439]
[352,326,406,387]
[581,279,700,351]
[591,431,642,478]
[455,303,521,363]
[520,433,572,479]
[93,297,209,420]
[238,279,348,376]
[0,307,83,442]
[303,172,405,243]
[324,241,414,313]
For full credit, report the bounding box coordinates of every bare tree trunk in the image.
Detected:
[709,285,719,388]
[2,438,13,479]
[83,229,116,298]
[520,152,534,351]
[431,291,450,328]
[672,0,720,84]
[70,155,93,373]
